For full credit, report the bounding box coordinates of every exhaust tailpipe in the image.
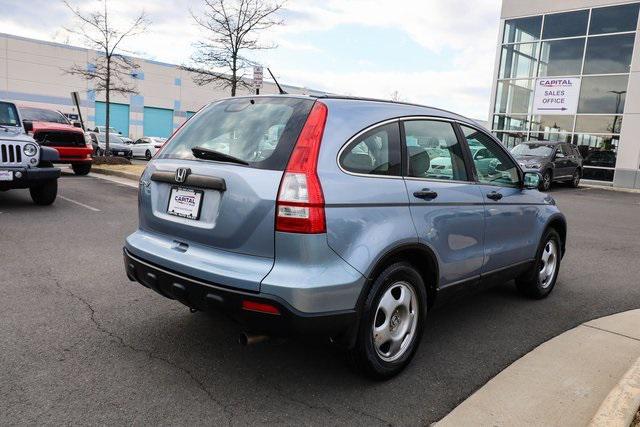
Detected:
[238,332,270,346]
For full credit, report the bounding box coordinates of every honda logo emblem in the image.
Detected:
[175,167,190,183]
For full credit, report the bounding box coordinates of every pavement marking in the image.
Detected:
[87,172,138,188]
[58,195,101,212]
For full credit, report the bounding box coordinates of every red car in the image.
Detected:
[20,106,93,175]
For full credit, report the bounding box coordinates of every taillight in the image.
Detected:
[276,101,328,234]
[241,300,281,315]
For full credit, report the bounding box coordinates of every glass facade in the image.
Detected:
[493,3,640,181]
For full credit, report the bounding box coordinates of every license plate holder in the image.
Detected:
[0,170,13,181]
[167,187,203,220]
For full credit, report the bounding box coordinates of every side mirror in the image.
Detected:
[73,121,82,128]
[523,172,542,190]
[23,120,33,133]
[118,131,122,135]
[555,152,565,159]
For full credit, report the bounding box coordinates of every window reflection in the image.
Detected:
[584,34,635,74]
[529,132,572,143]
[539,38,585,77]
[574,134,619,181]
[589,3,640,35]
[578,76,628,114]
[495,131,528,149]
[499,43,539,79]
[530,115,575,134]
[542,10,589,39]
[492,115,529,131]
[575,115,622,134]
[504,16,542,43]
[495,80,534,114]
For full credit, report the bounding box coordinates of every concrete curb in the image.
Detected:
[90,167,140,181]
[436,309,640,426]
[589,357,640,427]
[581,183,640,194]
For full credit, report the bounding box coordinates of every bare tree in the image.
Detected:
[185,0,284,96]
[62,0,149,154]
[390,90,405,102]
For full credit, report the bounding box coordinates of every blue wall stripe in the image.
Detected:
[0,90,92,107]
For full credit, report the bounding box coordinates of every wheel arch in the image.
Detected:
[545,214,567,256]
[338,242,440,349]
[361,243,440,310]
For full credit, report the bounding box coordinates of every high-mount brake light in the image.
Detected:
[275,101,328,234]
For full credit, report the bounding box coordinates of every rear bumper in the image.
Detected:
[52,146,94,164]
[123,248,357,336]
[0,166,60,190]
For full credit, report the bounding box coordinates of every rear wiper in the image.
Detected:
[191,146,249,166]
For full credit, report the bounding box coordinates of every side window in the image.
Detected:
[339,122,402,176]
[461,125,520,187]
[403,120,468,181]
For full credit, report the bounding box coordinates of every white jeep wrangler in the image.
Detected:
[0,100,61,205]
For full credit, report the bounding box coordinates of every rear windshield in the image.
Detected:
[21,107,70,125]
[511,143,554,157]
[158,97,315,170]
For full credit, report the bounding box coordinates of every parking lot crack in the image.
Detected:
[270,383,392,425]
[49,275,236,425]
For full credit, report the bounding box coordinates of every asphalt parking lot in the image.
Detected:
[1,172,639,425]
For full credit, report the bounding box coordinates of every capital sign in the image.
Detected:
[533,77,582,115]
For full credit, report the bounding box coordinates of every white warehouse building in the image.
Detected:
[0,33,326,141]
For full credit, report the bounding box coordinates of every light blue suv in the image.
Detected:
[124,95,567,379]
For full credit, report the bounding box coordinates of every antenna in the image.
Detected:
[267,68,287,95]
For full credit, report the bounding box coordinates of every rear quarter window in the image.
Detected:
[159,97,315,171]
[338,122,402,176]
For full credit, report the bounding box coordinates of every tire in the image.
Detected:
[71,163,92,176]
[145,150,152,160]
[516,228,562,299]
[347,262,427,380]
[539,170,552,191]
[29,179,58,206]
[570,169,581,188]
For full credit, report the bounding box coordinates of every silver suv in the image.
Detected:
[0,100,61,205]
[124,96,567,379]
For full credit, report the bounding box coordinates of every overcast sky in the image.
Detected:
[0,0,501,119]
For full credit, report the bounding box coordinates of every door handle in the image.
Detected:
[486,191,503,201]
[413,188,438,200]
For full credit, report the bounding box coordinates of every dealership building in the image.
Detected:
[0,33,325,140]
[490,0,640,187]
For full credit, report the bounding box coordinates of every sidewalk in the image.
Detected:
[436,310,640,427]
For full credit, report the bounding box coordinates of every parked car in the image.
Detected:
[88,133,132,158]
[93,125,122,135]
[511,141,583,191]
[129,136,167,160]
[0,100,61,204]
[124,95,567,379]
[20,106,93,175]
